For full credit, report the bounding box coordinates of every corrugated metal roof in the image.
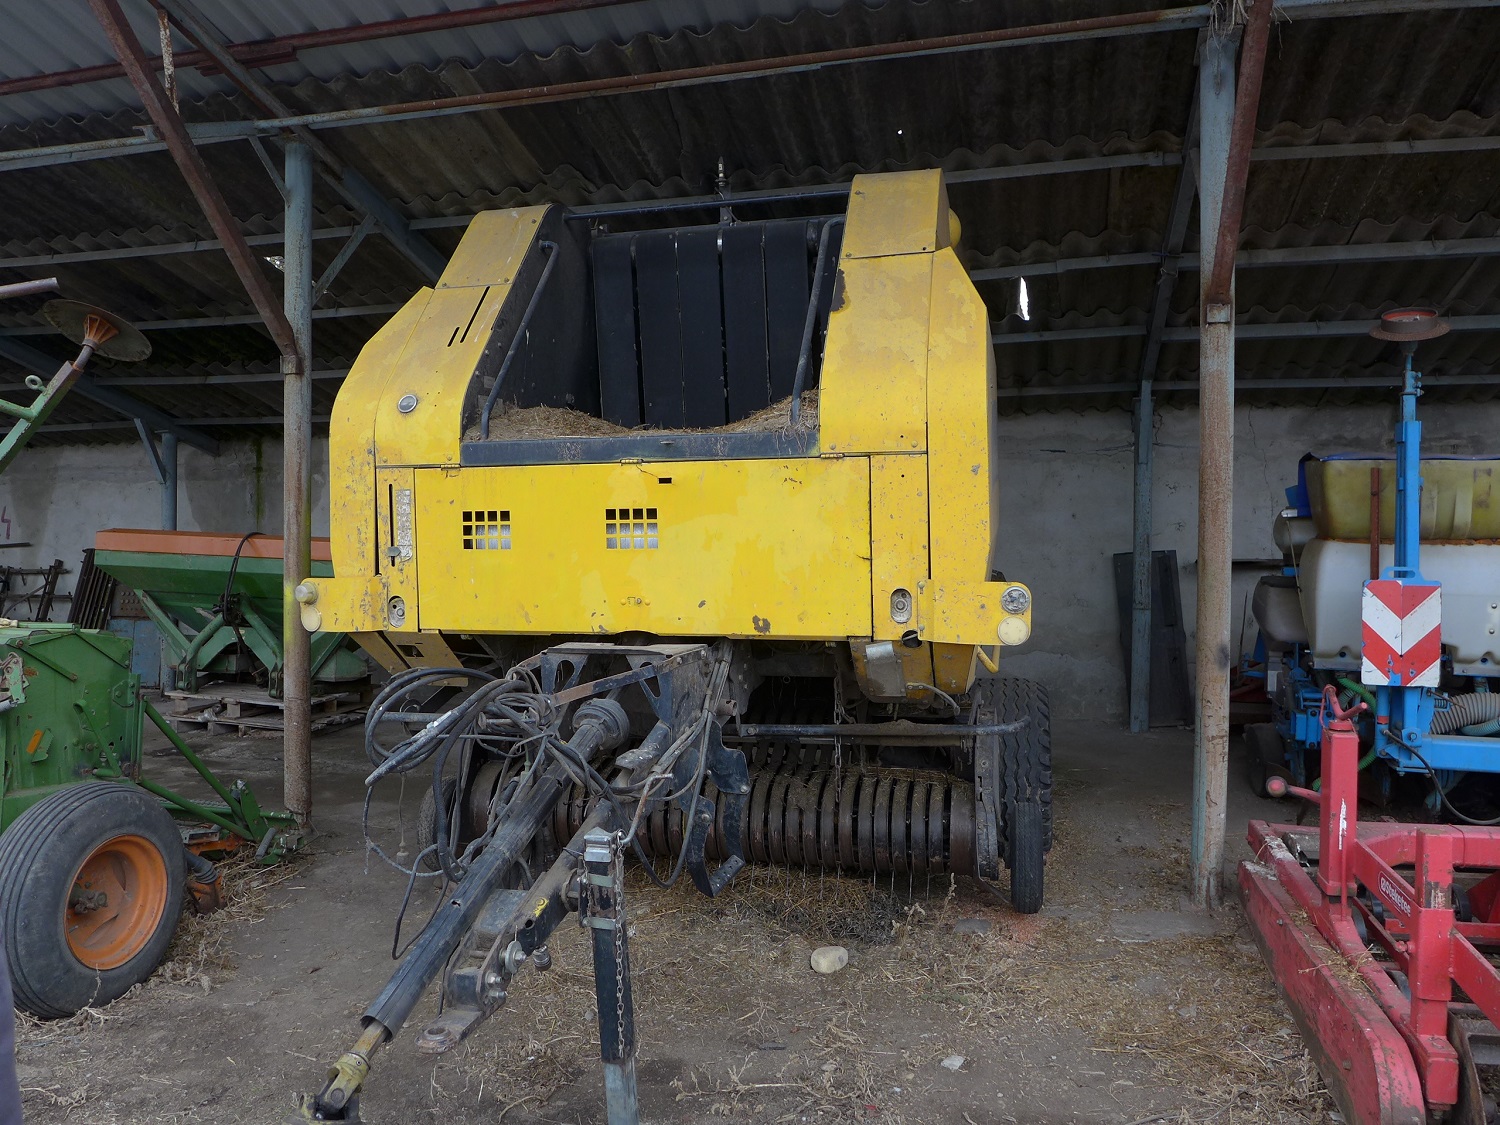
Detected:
[0,0,852,127]
[0,0,1496,440]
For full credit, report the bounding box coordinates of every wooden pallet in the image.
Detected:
[161,683,365,737]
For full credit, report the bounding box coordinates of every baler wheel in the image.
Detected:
[972,676,1052,913]
[0,782,185,1017]
[1007,799,1045,915]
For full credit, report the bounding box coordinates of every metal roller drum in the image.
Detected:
[554,768,976,877]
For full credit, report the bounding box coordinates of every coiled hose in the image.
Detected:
[1431,693,1500,735]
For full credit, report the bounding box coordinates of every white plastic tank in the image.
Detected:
[1299,539,1500,675]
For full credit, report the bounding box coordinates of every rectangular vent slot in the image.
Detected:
[605,507,658,550]
[462,509,511,550]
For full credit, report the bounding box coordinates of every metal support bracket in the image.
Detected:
[248,134,287,199]
[313,213,377,304]
[581,828,640,1125]
[135,418,166,483]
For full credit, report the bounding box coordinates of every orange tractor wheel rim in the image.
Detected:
[65,834,168,971]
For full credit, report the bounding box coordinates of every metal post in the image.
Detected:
[1129,81,1201,735]
[283,140,314,830]
[1191,31,1237,909]
[1129,383,1154,732]
[582,828,639,1125]
[160,431,178,529]
[1394,352,1422,575]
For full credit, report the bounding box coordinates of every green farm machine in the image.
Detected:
[0,280,294,1017]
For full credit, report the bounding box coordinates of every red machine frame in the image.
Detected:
[1242,685,1500,1125]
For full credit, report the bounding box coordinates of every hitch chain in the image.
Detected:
[610,831,627,1035]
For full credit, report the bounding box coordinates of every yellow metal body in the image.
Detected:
[301,171,1030,696]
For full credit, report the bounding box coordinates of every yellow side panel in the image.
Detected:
[412,459,872,640]
[926,247,998,581]
[299,574,387,635]
[322,207,549,599]
[369,207,547,471]
[373,282,516,469]
[376,631,464,670]
[932,643,978,695]
[840,170,952,259]
[869,454,928,643]
[326,298,428,579]
[436,209,544,289]
[819,254,932,454]
[375,467,419,627]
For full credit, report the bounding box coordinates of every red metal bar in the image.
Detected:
[1318,688,1361,899]
[1452,937,1500,1028]
[86,0,299,364]
[1203,0,1274,307]
[1239,861,1427,1125]
[1407,830,1459,1104]
[0,0,638,98]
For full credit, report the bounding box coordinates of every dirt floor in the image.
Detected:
[15,716,1335,1125]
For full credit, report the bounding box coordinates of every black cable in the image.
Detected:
[215,531,261,675]
[390,845,442,959]
[1404,741,1500,826]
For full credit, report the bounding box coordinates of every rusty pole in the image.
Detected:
[87,0,299,361]
[88,0,309,824]
[1191,30,1237,910]
[283,142,314,831]
[1203,0,1274,309]
[1190,0,1271,909]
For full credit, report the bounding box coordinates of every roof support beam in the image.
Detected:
[38,415,333,433]
[997,371,1500,398]
[0,303,399,337]
[1128,59,1204,737]
[0,336,218,454]
[154,0,447,285]
[1193,0,1272,911]
[974,235,1500,282]
[0,0,646,99]
[5,120,1500,179]
[0,0,1492,176]
[1,0,1491,104]
[991,313,1500,345]
[86,0,300,365]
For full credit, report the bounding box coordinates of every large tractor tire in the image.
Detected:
[415,777,459,872]
[0,782,185,1018]
[974,676,1053,914]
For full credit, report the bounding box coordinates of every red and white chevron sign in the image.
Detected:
[1361,579,1442,687]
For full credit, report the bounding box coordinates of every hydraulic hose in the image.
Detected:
[1336,677,1377,711]
[1431,693,1500,735]
[184,849,217,883]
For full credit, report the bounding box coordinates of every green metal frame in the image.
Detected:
[0,623,296,861]
[97,550,364,695]
[0,359,80,476]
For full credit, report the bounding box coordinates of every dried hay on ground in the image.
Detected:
[14,848,300,1046]
[152,850,303,992]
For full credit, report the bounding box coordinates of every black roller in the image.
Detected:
[559,768,976,877]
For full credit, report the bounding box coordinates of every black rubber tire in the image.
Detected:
[415,777,458,872]
[0,782,185,1018]
[990,677,1053,853]
[1007,799,1046,915]
[1244,723,1289,798]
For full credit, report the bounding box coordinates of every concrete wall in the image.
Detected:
[3,402,1492,719]
[992,400,1494,719]
[0,436,330,617]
